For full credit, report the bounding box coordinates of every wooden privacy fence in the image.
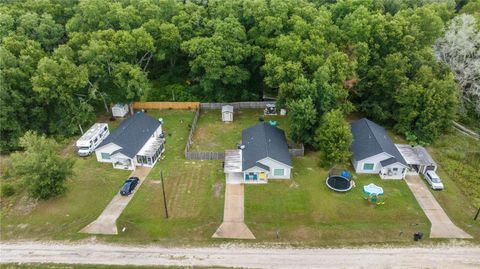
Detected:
[200,101,274,109]
[183,101,304,160]
[289,144,305,156]
[132,102,200,110]
[184,107,225,160]
[185,151,225,160]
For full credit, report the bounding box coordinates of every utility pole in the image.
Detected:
[161,171,169,219]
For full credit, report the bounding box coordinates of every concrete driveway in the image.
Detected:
[404,175,472,239]
[212,184,255,239]
[80,166,151,235]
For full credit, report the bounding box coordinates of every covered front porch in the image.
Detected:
[111,153,135,170]
[243,171,268,184]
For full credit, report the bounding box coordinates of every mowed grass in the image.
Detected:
[191,109,289,151]
[244,152,430,246]
[112,110,225,245]
[2,109,478,246]
[0,153,131,240]
[426,131,480,239]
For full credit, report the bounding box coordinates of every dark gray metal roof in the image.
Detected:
[241,122,292,171]
[350,118,407,165]
[97,112,161,158]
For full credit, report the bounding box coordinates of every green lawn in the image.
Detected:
[244,152,430,246]
[191,109,289,152]
[1,109,478,246]
[112,110,226,245]
[0,153,131,240]
[426,131,480,239]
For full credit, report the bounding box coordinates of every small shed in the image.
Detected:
[222,105,234,122]
[112,103,129,118]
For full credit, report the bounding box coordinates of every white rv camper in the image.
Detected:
[76,123,110,156]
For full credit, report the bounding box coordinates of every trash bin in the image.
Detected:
[413,232,423,241]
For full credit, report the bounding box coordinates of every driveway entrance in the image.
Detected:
[80,167,152,235]
[404,175,472,239]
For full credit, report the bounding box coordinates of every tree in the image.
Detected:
[181,17,254,101]
[11,131,74,200]
[435,14,480,117]
[287,97,318,146]
[394,66,458,144]
[314,109,352,166]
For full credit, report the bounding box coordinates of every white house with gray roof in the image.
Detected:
[350,118,408,179]
[224,122,292,184]
[95,112,164,170]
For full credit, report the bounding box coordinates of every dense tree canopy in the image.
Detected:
[0,0,472,151]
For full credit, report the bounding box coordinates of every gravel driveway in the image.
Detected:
[80,166,152,235]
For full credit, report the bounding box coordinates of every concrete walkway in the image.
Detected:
[404,175,472,239]
[212,184,255,239]
[80,167,152,235]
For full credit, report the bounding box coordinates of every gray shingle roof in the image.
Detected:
[350,118,407,165]
[98,112,161,158]
[380,157,401,167]
[241,122,292,171]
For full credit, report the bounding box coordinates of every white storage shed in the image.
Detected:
[112,103,129,118]
[222,105,234,122]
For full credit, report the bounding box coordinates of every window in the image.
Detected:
[101,153,111,160]
[273,169,285,176]
[393,168,398,172]
[363,163,375,170]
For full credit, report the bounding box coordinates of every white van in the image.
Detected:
[424,170,444,190]
[76,123,109,156]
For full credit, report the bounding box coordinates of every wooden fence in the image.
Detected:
[289,144,305,156]
[184,107,225,160]
[183,101,304,160]
[132,102,200,110]
[185,151,225,160]
[200,101,274,109]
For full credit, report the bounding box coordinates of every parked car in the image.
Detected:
[424,170,444,190]
[120,177,140,196]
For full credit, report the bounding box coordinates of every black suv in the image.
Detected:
[120,177,140,196]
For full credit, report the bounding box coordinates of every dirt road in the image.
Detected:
[1,241,480,268]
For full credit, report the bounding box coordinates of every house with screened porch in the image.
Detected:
[95,112,165,170]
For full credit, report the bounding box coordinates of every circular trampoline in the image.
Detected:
[326,169,353,192]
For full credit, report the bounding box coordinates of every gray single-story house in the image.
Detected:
[224,122,292,184]
[95,112,164,170]
[350,118,408,179]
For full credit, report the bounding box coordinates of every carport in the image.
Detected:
[395,144,437,174]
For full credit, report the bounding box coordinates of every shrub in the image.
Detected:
[1,183,15,197]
